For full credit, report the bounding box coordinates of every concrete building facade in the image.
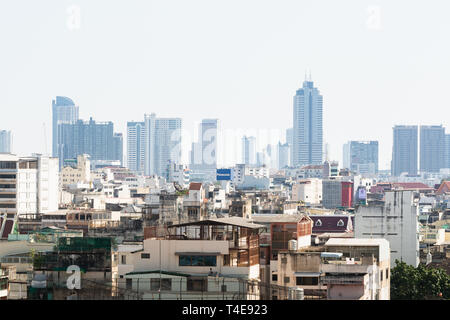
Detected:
[355,190,420,267]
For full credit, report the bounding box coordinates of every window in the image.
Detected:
[296,277,318,286]
[141,253,150,259]
[386,269,389,279]
[126,278,132,290]
[187,278,207,292]
[284,277,290,284]
[337,219,344,227]
[179,255,217,267]
[380,270,383,281]
[315,219,322,227]
[272,274,278,282]
[121,255,126,264]
[150,278,172,291]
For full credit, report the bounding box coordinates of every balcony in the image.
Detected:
[321,274,367,285]
[321,263,372,274]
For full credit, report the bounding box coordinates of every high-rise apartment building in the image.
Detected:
[391,126,418,176]
[420,125,445,173]
[242,136,256,166]
[189,119,218,182]
[59,118,122,165]
[0,154,59,220]
[113,133,124,166]
[144,113,182,177]
[277,142,290,169]
[286,128,293,167]
[0,130,11,153]
[343,141,379,175]
[127,121,146,173]
[52,96,79,164]
[292,79,323,167]
[446,134,450,169]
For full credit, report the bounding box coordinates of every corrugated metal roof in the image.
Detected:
[169,217,264,229]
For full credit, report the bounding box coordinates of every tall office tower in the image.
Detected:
[343,141,379,175]
[113,133,124,166]
[127,121,146,173]
[190,119,218,181]
[242,136,256,165]
[0,130,11,153]
[446,134,450,169]
[286,128,293,166]
[52,96,79,163]
[59,118,122,165]
[292,78,323,167]
[277,142,290,169]
[420,125,446,173]
[144,113,182,177]
[342,142,350,169]
[391,125,418,176]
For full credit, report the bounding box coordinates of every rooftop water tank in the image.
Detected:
[288,239,298,251]
[288,287,304,300]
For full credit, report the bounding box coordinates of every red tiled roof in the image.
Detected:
[391,182,432,189]
[437,181,450,195]
[189,182,202,190]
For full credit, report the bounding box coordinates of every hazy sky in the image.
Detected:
[1,0,449,169]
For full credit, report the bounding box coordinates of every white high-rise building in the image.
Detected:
[242,136,256,166]
[189,119,218,181]
[144,113,182,177]
[0,130,11,153]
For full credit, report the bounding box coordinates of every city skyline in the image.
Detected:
[2,1,450,170]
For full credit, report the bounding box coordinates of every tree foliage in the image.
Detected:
[391,259,450,300]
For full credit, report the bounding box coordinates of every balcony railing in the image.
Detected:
[321,275,366,285]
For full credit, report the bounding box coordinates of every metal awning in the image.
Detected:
[174,252,221,256]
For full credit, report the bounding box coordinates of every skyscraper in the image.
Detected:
[144,113,182,177]
[343,141,379,175]
[292,79,323,167]
[277,142,290,169]
[286,128,293,167]
[392,125,418,176]
[0,130,11,153]
[446,134,450,169]
[242,136,256,165]
[113,133,124,166]
[190,119,218,181]
[59,118,122,165]
[52,96,79,163]
[420,125,445,173]
[127,121,146,173]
